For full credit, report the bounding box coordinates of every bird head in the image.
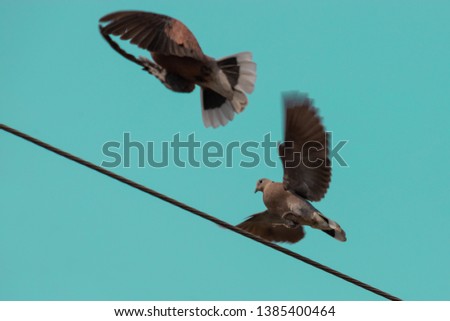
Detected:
[254,178,270,193]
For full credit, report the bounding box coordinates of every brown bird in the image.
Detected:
[99,11,256,128]
[237,93,346,243]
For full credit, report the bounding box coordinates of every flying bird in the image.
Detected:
[99,11,257,128]
[237,93,346,243]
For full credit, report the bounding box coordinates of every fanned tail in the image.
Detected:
[201,52,256,128]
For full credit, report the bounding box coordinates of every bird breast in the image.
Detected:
[262,183,292,214]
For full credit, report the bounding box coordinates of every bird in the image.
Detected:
[99,11,257,128]
[237,93,347,244]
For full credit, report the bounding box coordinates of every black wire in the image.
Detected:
[0,124,402,301]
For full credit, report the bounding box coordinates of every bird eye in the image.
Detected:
[259,180,263,184]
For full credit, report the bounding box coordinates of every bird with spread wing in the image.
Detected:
[237,93,346,243]
[99,11,256,128]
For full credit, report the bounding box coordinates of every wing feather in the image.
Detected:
[279,93,331,201]
[99,11,205,59]
[237,211,305,244]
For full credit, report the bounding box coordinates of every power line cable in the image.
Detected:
[0,123,402,301]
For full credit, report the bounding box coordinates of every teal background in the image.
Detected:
[1,0,449,300]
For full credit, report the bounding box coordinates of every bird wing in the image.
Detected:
[99,11,205,60]
[237,211,305,243]
[278,93,331,201]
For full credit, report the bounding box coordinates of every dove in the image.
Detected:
[99,11,256,128]
[237,93,346,243]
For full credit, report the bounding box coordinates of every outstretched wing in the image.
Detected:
[99,11,205,60]
[237,211,305,244]
[99,24,196,93]
[279,93,331,201]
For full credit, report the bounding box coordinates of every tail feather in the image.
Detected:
[201,88,235,128]
[230,90,248,113]
[218,52,256,114]
[314,212,347,242]
[218,51,256,94]
[201,52,256,128]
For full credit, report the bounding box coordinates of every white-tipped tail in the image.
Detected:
[201,88,235,128]
[222,51,257,94]
[217,52,256,112]
[201,52,256,128]
[314,212,347,242]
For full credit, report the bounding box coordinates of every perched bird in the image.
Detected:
[237,93,346,243]
[99,11,257,128]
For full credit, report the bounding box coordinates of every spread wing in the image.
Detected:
[237,211,305,244]
[279,93,331,201]
[99,11,205,60]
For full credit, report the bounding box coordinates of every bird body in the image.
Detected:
[237,94,347,244]
[99,11,256,128]
[252,179,346,242]
[261,180,314,224]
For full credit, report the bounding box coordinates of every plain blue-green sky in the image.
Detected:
[1,0,449,300]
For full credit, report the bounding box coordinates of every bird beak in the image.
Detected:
[254,188,258,193]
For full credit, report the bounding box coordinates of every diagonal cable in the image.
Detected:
[0,123,402,301]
